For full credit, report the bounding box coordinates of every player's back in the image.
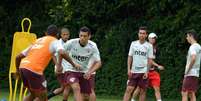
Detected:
[20,36,57,75]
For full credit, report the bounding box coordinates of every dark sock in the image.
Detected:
[47,92,56,99]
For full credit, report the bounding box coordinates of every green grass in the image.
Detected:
[0,89,179,101]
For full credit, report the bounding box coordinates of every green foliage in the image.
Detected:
[1,0,201,99]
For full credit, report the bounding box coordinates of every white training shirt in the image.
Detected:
[54,39,72,73]
[185,43,201,77]
[63,38,101,73]
[128,40,154,73]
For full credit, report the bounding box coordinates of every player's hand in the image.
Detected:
[127,70,132,79]
[143,72,148,79]
[158,65,164,70]
[74,63,82,71]
[13,70,20,80]
[83,72,91,80]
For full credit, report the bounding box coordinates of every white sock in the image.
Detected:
[131,98,135,101]
[157,99,162,101]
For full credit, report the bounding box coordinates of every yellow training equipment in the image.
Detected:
[9,18,37,101]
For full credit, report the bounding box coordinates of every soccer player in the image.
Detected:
[48,27,71,101]
[181,30,201,101]
[131,32,164,101]
[15,25,78,101]
[61,26,101,101]
[123,26,154,101]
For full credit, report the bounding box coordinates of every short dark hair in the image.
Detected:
[79,26,91,35]
[186,29,198,41]
[139,26,148,33]
[47,24,58,35]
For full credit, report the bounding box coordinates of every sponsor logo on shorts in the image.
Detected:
[42,80,47,88]
[127,80,130,85]
[70,77,76,83]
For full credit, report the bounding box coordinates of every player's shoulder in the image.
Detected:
[145,41,152,46]
[67,38,79,44]
[131,40,139,45]
[88,40,97,46]
[192,43,201,49]
[88,40,98,48]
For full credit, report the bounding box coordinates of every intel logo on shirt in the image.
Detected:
[134,50,147,56]
[72,55,89,61]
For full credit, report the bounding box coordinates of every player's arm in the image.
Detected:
[88,60,102,74]
[127,42,134,77]
[127,56,133,77]
[152,60,164,70]
[58,50,78,68]
[15,45,32,71]
[15,53,25,71]
[185,54,196,75]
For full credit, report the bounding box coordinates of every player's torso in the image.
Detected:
[20,36,57,74]
[55,39,72,72]
[187,43,201,77]
[68,39,95,72]
[131,41,150,73]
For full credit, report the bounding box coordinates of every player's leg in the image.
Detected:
[153,86,162,101]
[48,73,65,99]
[123,85,135,101]
[70,82,83,101]
[138,73,148,101]
[89,74,96,101]
[188,92,196,101]
[80,74,93,101]
[33,89,48,101]
[23,93,34,101]
[123,73,139,101]
[20,68,47,101]
[181,76,189,101]
[181,91,188,101]
[63,85,71,101]
[138,88,146,101]
[151,71,162,101]
[89,89,96,101]
[131,86,140,101]
[67,72,83,101]
[48,86,64,99]
[182,76,199,101]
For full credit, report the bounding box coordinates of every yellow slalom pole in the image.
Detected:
[13,77,19,101]
[23,88,28,99]
[19,82,24,101]
[8,73,13,101]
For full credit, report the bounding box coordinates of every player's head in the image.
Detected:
[186,29,198,43]
[148,32,157,45]
[79,26,91,45]
[46,24,58,37]
[138,26,148,41]
[60,27,70,42]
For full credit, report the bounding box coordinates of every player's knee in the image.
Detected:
[181,91,187,96]
[153,86,160,92]
[71,85,80,92]
[125,86,134,94]
[33,97,40,101]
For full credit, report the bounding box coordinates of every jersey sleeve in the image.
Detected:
[49,40,63,54]
[63,39,73,52]
[189,45,197,55]
[148,44,154,58]
[21,45,33,56]
[92,45,101,61]
[128,42,134,56]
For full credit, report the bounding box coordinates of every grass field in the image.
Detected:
[0,89,179,101]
